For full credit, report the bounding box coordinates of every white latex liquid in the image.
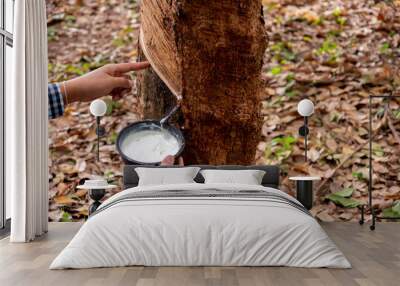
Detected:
[121,129,180,163]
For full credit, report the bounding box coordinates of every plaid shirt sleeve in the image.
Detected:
[48,83,65,119]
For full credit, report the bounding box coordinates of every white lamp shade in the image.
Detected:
[297,99,314,117]
[90,99,107,117]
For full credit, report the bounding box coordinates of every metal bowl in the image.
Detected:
[116,120,185,165]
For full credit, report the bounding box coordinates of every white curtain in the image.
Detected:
[8,0,49,242]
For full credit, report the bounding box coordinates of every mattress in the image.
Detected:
[50,183,351,269]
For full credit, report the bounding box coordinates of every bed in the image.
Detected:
[50,165,350,269]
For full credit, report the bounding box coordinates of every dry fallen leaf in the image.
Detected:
[47,0,400,222]
[54,195,77,206]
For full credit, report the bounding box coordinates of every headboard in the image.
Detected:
[123,165,280,189]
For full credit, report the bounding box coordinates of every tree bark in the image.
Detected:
[137,0,267,165]
[136,46,176,120]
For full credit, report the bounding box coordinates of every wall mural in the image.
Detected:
[47,0,400,222]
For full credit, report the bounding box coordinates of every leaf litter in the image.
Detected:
[48,0,400,222]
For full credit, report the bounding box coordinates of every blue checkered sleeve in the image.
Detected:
[48,83,65,119]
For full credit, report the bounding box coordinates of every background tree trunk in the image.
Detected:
[137,0,267,165]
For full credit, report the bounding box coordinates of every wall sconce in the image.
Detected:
[297,99,314,162]
[90,99,107,162]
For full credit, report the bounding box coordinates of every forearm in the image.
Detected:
[59,79,84,105]
[49,80,85,119]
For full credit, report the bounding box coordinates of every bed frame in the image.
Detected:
[123,165,280,189]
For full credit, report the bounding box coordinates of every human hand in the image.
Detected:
[61,61,150,104]
[160,155,184,166]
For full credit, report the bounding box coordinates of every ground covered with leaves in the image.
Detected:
[47,0,400,222]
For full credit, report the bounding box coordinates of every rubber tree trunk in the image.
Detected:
[137,0,267,165]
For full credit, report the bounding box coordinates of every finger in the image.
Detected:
[112,61,150,74]
[111,77,133,89]
[160,155,175,166]
[112,74,131,83]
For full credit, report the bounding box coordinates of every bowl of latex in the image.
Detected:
[116,105,185,165]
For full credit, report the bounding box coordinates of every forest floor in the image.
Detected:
[47,0,400,222]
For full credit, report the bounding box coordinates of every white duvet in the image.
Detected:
[50,183,351,269]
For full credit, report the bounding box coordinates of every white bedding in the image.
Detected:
[50,183,351,269]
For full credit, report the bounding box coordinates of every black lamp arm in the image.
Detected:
[298,116,309,162]
[304,116,308,163]
[95,116,106,162]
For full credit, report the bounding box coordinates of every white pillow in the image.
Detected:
[136,167,200,186]
[200,169,266,185]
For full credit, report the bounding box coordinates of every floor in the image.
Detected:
[0,223,399,286]
[0,219,10,239]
